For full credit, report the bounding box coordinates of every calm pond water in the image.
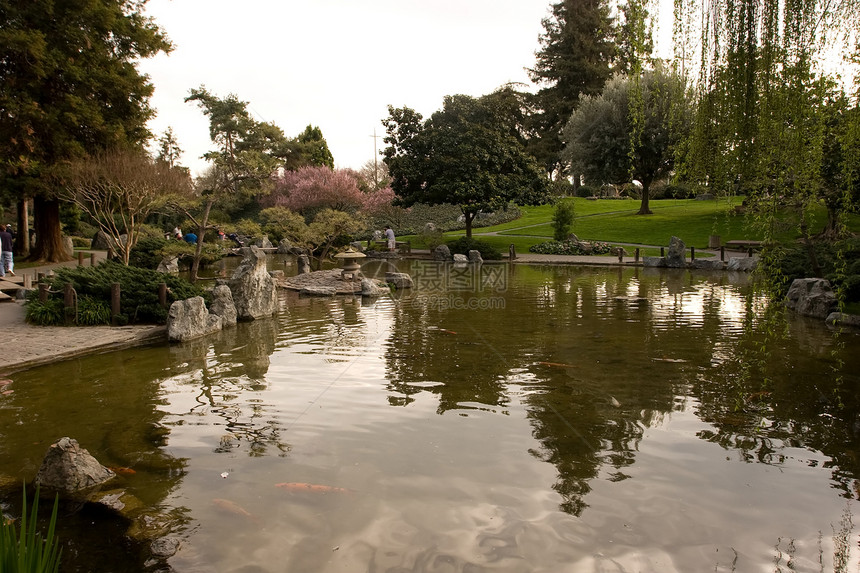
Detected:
[2,258,860,572]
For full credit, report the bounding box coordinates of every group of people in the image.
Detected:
[0,224,15,278]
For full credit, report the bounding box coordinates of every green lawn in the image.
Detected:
[402,197,860,253]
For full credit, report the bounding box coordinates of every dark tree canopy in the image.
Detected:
[563,65,690,214]
[527,0,618,178]
[0,0,171,261]
[292,125,334,169]
[383,90,549,237]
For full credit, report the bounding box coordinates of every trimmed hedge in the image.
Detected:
[528,239,614,255]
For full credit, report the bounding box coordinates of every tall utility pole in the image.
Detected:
[370,129,381,189]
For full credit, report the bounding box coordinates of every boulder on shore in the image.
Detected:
[34,437,115,494]
[167,296,222,342]
[785,278,838,319]
[209,285,237,327]
[665,236,686,268]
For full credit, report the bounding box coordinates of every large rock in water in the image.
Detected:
[209,285,237,327]
[228,246,278,320]
[785,278,838,319]
[665,236,687,268]
[34,437,115,494]
[167,296,222,342]
[433,245,451,261]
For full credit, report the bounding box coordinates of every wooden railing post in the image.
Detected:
[111,282,121,325]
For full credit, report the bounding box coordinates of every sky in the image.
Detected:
[137,0,559,177]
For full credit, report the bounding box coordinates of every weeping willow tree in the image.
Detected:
[667,0,860,385]
[672,0,859,288]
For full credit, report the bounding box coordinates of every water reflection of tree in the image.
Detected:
[383,264,806,516]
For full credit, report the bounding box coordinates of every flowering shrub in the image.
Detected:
[528,240,614,255]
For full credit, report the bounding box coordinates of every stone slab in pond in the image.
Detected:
[282,269,388,296]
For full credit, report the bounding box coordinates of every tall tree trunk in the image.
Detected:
[14,198,29,258]
[30,196,71,262]
[189,198,215,283]
[465,211,475,238]
[637,183,653,215]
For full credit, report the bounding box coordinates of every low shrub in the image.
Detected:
[76,295,111,326]
[528,240,614,255]
[446,237,503,260]
[552,201,575,241]
[25,298,64,326]
[70,237,91,248]
[576,185,597,198]
[32,260,208,325]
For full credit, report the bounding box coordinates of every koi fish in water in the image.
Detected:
[107,466,137,475]
[275,482,350,494]
[212,498,259,523]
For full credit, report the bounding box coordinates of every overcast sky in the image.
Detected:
[138,0,561,177]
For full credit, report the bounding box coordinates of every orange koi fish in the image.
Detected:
[0,379,12,388]
[275,482,349,494]
[108,466,137,475]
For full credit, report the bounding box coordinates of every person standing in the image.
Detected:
[384,225,396,252]
[0,226,13,277]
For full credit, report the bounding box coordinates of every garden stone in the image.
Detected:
[691,259,725,270]
[34,437,115,494]
[467,250,483,264]
[209,285,237,327]
[228,246,278,320]
[276,238,293,254]
[255,235,274,249]
[361,278,387,297]
[91,230,114,250]
[350,241,366,252]
[300,285,337,296]
[727,257,757,272]
[433,245,451,261]
[453,253,468,264]
[297,254,311,274]
[385,272,414,289]
[665,236,686,268]
[826,312,860,328]
[423,222,438,233]
[156,256,179,273]
[642,256,665,267]
[167,297,222,342]
[62,236,75,258]
[785,278,838,319]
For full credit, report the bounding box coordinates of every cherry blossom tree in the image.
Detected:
[265,166,364,214]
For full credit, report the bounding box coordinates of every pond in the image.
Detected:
[2,258,860,572]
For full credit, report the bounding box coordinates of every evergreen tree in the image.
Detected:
[0,0,171,261]
[527,0,618,179]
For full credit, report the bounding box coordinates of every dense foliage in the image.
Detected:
[445,237,503,260]
[0,0,171,262]
[0,486,61,573]
[383,88,549,237]
[28,261,206,325]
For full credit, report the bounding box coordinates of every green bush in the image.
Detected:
[38,260,208,325]
[24,298,64,326]
[552,201,575,241]
[70,237,91,248]
[528,240,614,255]
[0,486,61,573]
[576,185,597,198]
[76,295,111,326]
[128,237,171,269]
[767,237,860,302]
[446,237,503,260]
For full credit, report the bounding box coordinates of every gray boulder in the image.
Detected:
[385,272,414,289]
[691,258,725,270]
[727,256,757,272]
[209,285,237,327]
[91,230,114,250]
[467,250,483,264]
[297,254,311,274]
[785,278,838,319]
[453,253,469,264]
[62,236,75,258]
[156,256,179,273]
[361,278,388,297]
[34,437,115,494]
[276,238,293,254]
[300,285,337,296]
[433,244,451,261]
[228,246,278,320]
[349,241,366,252]
[167,297,222,342]
[665,236,687,268]
[642,257,665,267]
[826,312,860,328]
[256,235,274,249]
